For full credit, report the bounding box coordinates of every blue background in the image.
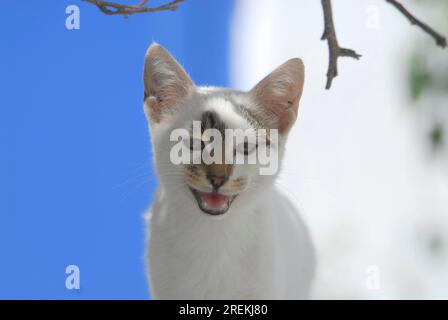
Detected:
[0,0,233,299]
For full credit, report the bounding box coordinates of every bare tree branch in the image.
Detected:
[385,0,447,48]
[82,0,186,17]
[320,0,361,89]
[84,0,446,91]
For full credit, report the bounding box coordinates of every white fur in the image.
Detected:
[145,90,315,299]
[144,45,315,299]
[147,183,315,299]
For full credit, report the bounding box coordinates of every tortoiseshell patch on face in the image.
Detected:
[182,110,253,214]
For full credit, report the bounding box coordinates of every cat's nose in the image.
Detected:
[206,175,228,191]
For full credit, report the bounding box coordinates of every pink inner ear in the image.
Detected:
[268,96,300,134]
[143,44,194,123]
[250,58,305,133]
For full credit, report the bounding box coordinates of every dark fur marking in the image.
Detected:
[200,111,226,135]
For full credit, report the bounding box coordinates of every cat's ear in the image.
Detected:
[143,43,194,122]
[249,58,304,134]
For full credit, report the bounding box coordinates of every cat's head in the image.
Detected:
[143,43,304,217]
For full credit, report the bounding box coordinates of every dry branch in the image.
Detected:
[321,0,361,89]
[83,0,447,90]
[82,0,185,17]
[385,0,447,48]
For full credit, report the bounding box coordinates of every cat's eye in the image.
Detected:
[185,137,205,151]
[235,141,257,155]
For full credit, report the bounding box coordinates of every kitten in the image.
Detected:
[143,43,315,299]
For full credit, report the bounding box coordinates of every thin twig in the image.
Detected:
[385,0,447,48]
[82,0,186,17]
[84,0,446,91]
[320,0,361,89]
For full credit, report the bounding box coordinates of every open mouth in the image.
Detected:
[189,188,237,215]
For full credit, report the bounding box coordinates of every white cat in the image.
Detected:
[143,43,315,299]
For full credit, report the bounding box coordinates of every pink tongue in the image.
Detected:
[201,192,228,209]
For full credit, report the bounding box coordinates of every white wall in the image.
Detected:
[231,0,448,299]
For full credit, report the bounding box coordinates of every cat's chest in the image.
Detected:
[148,205,271,298]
